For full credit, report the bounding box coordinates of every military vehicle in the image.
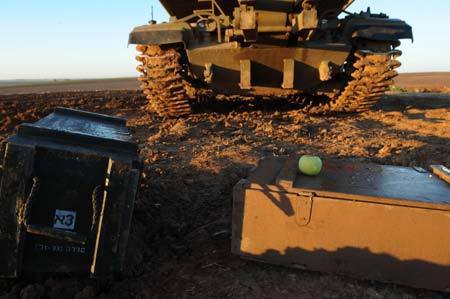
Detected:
[129,0,412,117]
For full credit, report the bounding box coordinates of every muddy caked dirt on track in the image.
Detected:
[0,91,449,298]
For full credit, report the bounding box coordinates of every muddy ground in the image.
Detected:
[0,91,449,298]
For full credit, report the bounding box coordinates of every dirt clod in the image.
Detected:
[19,284,45,299]
[74,286,97,299]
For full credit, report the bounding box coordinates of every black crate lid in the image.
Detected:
[16,107,138,153]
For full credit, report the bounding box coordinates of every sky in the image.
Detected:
[0,0,449,80]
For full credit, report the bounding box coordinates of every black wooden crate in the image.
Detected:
[0,108,142,277]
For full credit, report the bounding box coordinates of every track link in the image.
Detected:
[309,49,402,114]
[136,45,192,117]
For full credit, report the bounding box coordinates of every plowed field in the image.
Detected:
[0,90,449,298]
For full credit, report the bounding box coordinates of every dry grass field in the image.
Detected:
[394,72,450,92]
[1,72,449,95]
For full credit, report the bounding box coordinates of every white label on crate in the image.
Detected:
[53,209,76,230]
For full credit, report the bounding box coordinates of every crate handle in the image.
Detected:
[21,177,103,245]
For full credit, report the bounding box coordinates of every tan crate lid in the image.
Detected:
[247,156,450,211]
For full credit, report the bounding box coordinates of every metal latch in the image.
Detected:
[295,193,314,226]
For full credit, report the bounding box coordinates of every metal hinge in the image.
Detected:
[295,192,314,226]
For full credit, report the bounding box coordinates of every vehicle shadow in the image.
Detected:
[192,95,311,115]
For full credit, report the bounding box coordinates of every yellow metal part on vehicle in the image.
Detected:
[232,156,450,291]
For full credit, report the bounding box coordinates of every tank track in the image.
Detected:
[309,49,402,114]
[136,45,192,117]
[135,46,401,117]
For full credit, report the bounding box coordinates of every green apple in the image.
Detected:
[298,155,323,176]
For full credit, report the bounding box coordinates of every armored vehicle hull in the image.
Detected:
[130,0,412,117]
